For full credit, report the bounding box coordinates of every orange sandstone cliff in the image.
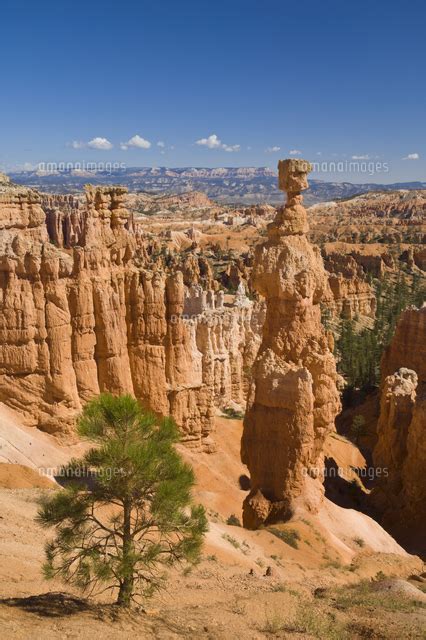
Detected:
[0,176,259,449]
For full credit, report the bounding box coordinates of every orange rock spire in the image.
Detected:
[241,159,341,528]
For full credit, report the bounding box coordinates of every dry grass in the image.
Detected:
[333,580,426,614]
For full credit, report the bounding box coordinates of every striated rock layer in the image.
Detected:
[323,251,376,320]
[0,181,259,449]
[241,159,341,528]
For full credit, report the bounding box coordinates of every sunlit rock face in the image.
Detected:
[0,181,261,450]
[241,159,341,529]
[322,251,376,320]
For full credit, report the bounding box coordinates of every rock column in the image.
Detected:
[241,159,341,528]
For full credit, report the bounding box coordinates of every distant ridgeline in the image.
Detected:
[8,166,426,205]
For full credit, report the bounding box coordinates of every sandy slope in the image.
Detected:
[183,418,413,561]
[0,485,424,639]
[0,464,55,489]
[0,414,424,638]
[0,403,85,476]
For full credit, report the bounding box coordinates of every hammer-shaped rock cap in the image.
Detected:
[278,159,313,193]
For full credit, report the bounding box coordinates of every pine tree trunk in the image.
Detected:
[117,499,133,607]
[117,577,133,607]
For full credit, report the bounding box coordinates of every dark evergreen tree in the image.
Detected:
[336,267,425,392]
[350,415,367,445]
[37,394,207,607]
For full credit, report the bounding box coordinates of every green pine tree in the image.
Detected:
[336,268,425,394]
[37,394,208,607]
[350,414,367,445]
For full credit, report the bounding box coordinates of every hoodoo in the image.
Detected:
[241,159,341,528]
[373,306,426,535]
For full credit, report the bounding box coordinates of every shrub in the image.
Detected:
[226,514,242,527]
[222,407,244,420]
[268,527,300,549]
[353,536,365,548]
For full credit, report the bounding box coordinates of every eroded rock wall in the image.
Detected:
[0,181,260,449]
[323,252,376,319]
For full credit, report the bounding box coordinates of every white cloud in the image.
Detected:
[157,141,165,148]
[196,134,222,149]
[196,133,240,152]
[87,137,113,150]
[121,134,151,150]
[316,151,322,156]
[265,146,281,153]
[223,144,240,152]
[352,154,370,160]
[289,149,302,155]
[69,137,113,150]
[403,153,419,160]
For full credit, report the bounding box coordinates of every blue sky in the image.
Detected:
[1,0,425,182]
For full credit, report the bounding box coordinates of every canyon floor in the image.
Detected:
[0,412,425,639]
